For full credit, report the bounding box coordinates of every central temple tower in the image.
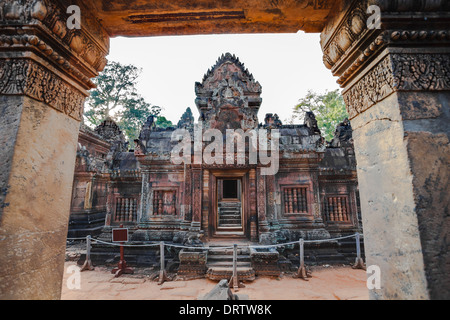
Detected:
[195,53,262,131]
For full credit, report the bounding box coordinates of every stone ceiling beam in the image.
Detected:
[81,0,339,36]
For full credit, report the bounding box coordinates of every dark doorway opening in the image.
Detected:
[223,179,238,199]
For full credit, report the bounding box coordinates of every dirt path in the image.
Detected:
[61,262,369,300]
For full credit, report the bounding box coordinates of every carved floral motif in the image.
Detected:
[343,53,450,119]
[192,170,202,222]
[0,0,108,76]
[257,169,267,222]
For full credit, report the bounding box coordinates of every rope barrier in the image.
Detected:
[69,233,363,250]
[92,238,161,247]
[67,232,366,286]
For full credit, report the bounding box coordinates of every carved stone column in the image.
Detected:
[191,167,202,232]
[257,168,269,235]
[183,164,192,223]
[321,0,450,300]
[201,169,209,234]
[249,168,258,241]
[104,179,115,227]
[0,0,109,299]
[138,170,151,223]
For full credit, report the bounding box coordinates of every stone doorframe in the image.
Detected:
[207,169,251,240]
[0,0,448,300]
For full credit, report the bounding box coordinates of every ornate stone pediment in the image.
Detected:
[196,53,262,96]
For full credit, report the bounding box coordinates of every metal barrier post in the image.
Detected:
[80,235,94,271]
[158,241,168,285]
[296,239,309,280]
[228,244,245,291]
[352,233,365,270]
[232,244,239,291]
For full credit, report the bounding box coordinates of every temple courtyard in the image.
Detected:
[61,261,368,300]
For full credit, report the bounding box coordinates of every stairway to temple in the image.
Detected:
[206,245,255,282]
[217,202,243,237]
[218,202,242,229]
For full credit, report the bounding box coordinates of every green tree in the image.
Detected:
[291,89,348,141]
[84,61,167,143]
[117,98,161,142]
[84,61,142,126]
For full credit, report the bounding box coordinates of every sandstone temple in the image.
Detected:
[68,53,362,279]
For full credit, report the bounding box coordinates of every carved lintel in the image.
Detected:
[342,51,450,119]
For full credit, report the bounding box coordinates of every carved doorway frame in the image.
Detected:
[209,169,250,239]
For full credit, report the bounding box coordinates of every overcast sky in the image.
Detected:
[107,31,340,125]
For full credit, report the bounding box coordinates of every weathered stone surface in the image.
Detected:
[250,247,280,277]
[352,93,430,300]
[0,96,23,221]
[83,0,338,36]
[177,249,208,279]
[405,131,449,300]
[320,0,450,300]
[0,98,80,299]
[3,0,447,302]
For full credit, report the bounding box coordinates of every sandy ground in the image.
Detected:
[61,262,369,300]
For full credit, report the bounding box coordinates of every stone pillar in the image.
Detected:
[191,167,202,232]
[183,164,192,222]
[249,169,258,241]
[0,0,108,299]
[138,170,150,223]
[256,168,269,235]
[321,0,449,300]
[201,169,209,233]
[104,180,114,227]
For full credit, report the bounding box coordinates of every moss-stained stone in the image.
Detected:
[405,131,449,300]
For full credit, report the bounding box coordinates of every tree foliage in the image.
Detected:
[84,61,142,126]
[155,116,174,129]
[84,61,163,142]
[291,89,349,141]
[117,99,161,142]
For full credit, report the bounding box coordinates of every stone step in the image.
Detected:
[212,230,246,237]
[219,210,241,215]
[218,224,242,228]
[218,218,241,222]
[219,210,241,214]
[219,212,241,216]
[207,254,251,264]
[219,217,241,224]
[218,203,241,207]
[207,261,252,268]
[208,250,250,261]
[219,211,241,215]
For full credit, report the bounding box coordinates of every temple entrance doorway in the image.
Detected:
[217,178,243,235]
[210,170,249,239]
